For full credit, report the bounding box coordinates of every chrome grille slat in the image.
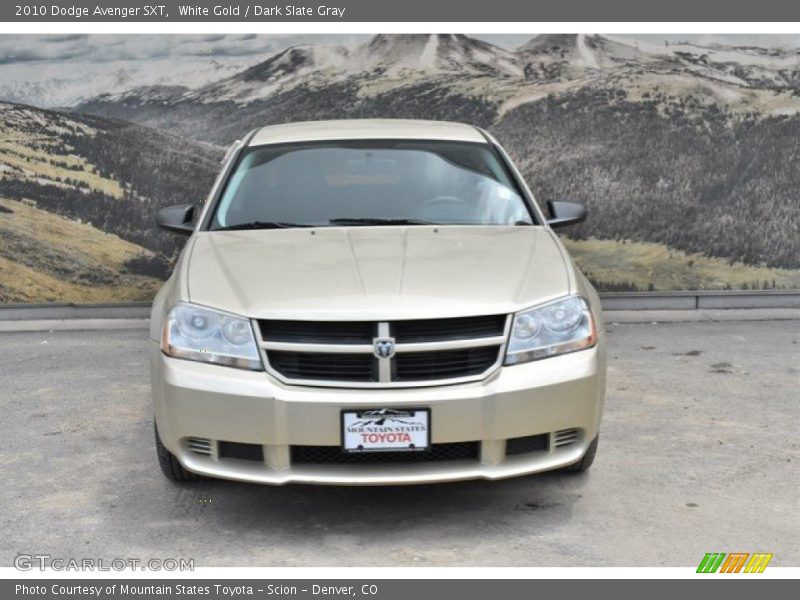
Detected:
[256,314,511,387]
[187,437,214,455]
[554,429,579,447]
[262,342,375,354]
[259,335,507,354]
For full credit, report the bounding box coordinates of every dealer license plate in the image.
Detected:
[341,408,430,452]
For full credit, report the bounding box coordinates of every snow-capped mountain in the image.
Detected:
[66,32,800,147]
[350,34,522,76]
[183,44,350,104]
[514,34,620,81]
[0,56,255,108]
[179,34,523,105]
[7,34,800,112]
[518,34,604,68]
[516,33,800,87]
[662,41,800,88]
[76,33,800,116]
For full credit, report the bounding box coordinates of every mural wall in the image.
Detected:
[1,34,799,302]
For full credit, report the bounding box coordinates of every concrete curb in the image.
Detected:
[0,291,798,321]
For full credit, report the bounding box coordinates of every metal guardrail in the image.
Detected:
[0,302,152,321]
[0,291,797,321]
[599,290,800,311]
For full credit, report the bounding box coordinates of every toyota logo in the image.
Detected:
[373,337,396,359]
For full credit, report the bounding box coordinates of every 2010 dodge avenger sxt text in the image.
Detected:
[149,119,606,485]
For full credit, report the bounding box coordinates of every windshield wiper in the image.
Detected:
[215,221,314,231]
[328,218,440,226]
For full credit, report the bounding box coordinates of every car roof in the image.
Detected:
[247,119,487,146]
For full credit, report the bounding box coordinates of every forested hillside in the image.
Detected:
[493,89,800,269]
[0,102,221,301]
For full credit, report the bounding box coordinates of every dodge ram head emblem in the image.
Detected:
[373,337,396,359]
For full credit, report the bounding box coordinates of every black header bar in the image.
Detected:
[4,0,800,22]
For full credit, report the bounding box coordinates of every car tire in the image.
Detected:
[154,423,198,482]
[562,434,598,473]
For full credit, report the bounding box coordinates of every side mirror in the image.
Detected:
[157,204,196,235]
[547,201,587,229]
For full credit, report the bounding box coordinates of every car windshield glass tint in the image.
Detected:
[210,140,533,229]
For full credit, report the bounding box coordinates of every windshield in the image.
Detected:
[209,140,534,230]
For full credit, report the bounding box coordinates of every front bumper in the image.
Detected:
[150,341,606,485]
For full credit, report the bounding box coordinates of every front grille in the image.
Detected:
[392,315,506,342]
[505,434,549,456]
[268,351,376,382]
[259,320,374,344]
[259,314,509,386]
[394,346,500,381]
[291,442,480,465]
[218,441,264,462]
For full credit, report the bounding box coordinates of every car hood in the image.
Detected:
[185,226,572,320]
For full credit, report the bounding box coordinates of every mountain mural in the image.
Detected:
[2,34,800,301]
[0,102,220,301]
[78,34,800,141]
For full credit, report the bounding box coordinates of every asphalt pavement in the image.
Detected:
[1,313,798,567]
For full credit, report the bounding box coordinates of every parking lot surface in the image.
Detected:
[1,316,798,567]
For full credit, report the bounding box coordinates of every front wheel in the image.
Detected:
[154,423,197,482]
[561,435,598,473]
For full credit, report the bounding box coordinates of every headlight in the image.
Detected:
[505,296,596,365]
[161,302,262,370]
